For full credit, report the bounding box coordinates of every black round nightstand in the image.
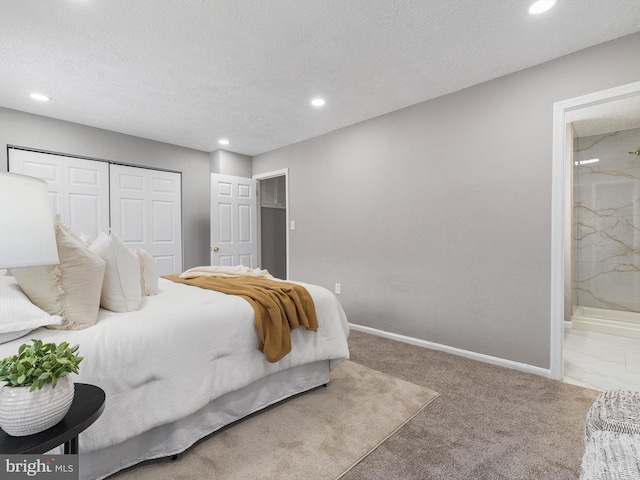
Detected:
[0,383,105,454]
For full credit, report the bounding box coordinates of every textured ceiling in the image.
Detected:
[1,0,640,156]
[569,95,640,137]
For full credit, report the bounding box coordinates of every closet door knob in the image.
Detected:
[213,246,219,252]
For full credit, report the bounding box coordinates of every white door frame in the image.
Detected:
[253,168,290,280]
[550,80,640,380]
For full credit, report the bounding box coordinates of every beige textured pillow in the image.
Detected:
[134,248,159,296]
[11,223,106,330]
[90,232,141,312]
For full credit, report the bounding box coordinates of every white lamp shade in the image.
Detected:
[0,172,59,269]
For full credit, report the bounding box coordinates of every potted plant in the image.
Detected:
[0,339,83,436]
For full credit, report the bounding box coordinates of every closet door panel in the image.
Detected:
[9,149,64,222]
[151,200,174,241]
[118,198,146,244]
[9,149,108,238]
[110,167,147,247]
[64,157,109,239]
[110,164,182,275]
[67,193,102,239]
[148,169,182,274]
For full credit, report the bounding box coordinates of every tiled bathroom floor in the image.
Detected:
[563,328,640,392]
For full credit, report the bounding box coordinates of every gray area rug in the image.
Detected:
[111,359,439,480]
[343,330,601,480]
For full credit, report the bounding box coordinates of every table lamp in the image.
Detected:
[0,172,59,269]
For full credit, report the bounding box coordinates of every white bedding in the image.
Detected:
[0,277,350,454]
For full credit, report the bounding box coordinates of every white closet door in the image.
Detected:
[110,164,182,275]
[9,149,109,239]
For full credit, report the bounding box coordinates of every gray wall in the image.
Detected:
[253,32,640,369]
[0,107,211,270]
[261,207,287,280]
[210,149,252,177]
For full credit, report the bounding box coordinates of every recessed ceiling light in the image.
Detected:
[218,139,229,146]
[311,98,325,107]
[30,93,51,102]
[528,0,556,15]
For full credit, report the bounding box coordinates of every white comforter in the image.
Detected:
[0,278,350,452]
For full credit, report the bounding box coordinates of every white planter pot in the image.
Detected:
[0,375,75,436]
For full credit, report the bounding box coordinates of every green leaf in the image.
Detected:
[0,339,82,389]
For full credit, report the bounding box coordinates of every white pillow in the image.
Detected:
[11,222,106,330]
[79,232,94,247]
[0,276,63,344]
[134,248,160,296]
[90,232,141,312]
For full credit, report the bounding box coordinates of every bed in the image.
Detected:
[0,274,350,479]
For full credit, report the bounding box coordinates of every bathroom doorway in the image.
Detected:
[551,81,640,389]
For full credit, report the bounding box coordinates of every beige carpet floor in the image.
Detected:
[343,330,601,479]
[110,360,439,480]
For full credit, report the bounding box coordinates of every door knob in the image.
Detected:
[213,246,219,252]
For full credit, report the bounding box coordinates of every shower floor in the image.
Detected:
[563,327,640,391]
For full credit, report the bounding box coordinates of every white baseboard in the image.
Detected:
[349,323,552,379]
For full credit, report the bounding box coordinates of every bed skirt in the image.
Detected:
[79,360,332,480]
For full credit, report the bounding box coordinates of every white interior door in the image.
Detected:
[110,164,182,275]
[9,149,109,239]
[211,173,257,267]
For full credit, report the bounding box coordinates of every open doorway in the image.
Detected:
[254,169,289,280]
[551,80,640,388]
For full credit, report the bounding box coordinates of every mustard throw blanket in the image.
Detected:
[163,275,318,362]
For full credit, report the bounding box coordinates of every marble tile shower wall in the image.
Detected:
[574,127,640,312]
